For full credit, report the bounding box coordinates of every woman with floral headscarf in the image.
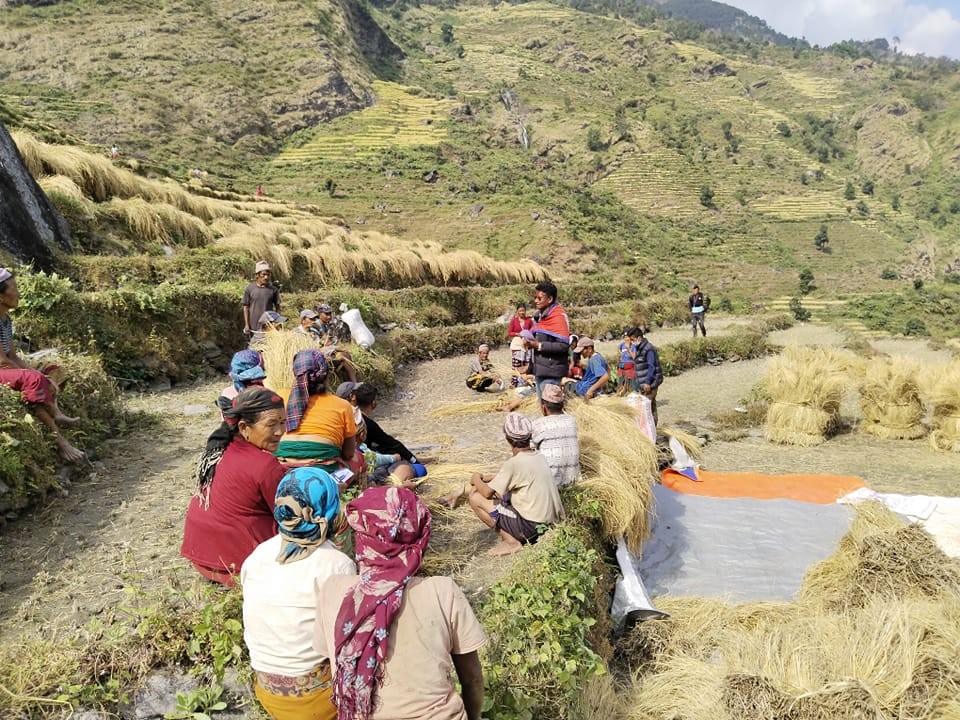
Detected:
[275,349,358,478]
[314,487,486,720]
[216,349,267,417]
[181,386,287,585]
[241,467,357,720]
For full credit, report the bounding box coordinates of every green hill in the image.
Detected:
[1,0,959,331]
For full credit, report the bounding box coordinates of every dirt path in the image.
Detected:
[1,325,958,645]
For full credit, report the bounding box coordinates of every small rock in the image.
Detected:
[133,669,197,720]
[727,354,741,363]
[379,322,398,331]
[0,481,9,495]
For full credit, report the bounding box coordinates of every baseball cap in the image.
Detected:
[574,336,595,352]
[316,303,333,314]
[259,310,287,326]
[254,261,271,274]
[300,309,319,320]
[336,381,359,399]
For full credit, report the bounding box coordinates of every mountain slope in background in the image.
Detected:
[642,0,794,45]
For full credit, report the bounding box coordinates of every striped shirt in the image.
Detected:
[0,314,13,355]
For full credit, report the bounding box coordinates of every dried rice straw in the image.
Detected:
[921,360,960,452]
[858,356,926,440]
[660,426,704,464]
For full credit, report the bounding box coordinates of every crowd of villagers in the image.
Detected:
[1,262,659,720]
[176,269,588,719]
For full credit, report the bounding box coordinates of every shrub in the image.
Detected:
[904,318,927,336]
[799,269,815,295]
[844,180,855,200]
[699,184,715,208]
[880,268,898,280]
[789,297,811,321]
[480,524,606,719]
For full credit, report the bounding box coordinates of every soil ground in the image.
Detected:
[0,322,958,669]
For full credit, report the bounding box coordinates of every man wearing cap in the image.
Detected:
[248,310,287,348]
[441,412,564,556]
[294,308,323,340]
[573,337,609,399]
[315,303,357,383]
[242,261,281,339]
[531,383,580,487]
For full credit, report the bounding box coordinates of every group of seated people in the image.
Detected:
[182,300,586,719]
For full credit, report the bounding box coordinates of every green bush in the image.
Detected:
[659,331,771,376]
[880,268,898,280]
[480,524,606,719]
[789,297,811,321]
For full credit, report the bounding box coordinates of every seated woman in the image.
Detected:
[465,343,503,392]
[241,467,357,720]
[216,349,267,416]
[181,387,287,585]
[314,487,486,720]
[0,268,83,462]
[275,350,359,481]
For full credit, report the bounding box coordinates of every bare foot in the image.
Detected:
[55,414,80,426]
[57,438,85,463]
[487,541,522,557]
[437,491,462,509]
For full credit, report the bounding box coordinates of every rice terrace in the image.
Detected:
[1,0,960,719]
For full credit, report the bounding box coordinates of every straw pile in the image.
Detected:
[260,330,319,391]
[570,397,658,553]
[858,356,926,440]
[621,504,960,720]
[660,426,704,464]
[428,391,537,418]
[764,345,849,446]
[922,361,960,452]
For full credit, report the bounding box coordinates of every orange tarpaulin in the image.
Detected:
[661,468,867,504]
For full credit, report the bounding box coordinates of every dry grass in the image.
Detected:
[858,356,926,440]
[921,361,960,452]
[259,330,319,391]
[621,504,960,720]
[660,426,704,464]
[764,345,850,446]
[570,397,657,552]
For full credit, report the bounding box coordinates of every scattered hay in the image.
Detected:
[858,356,926,440]
[922,361,960,453]
[764,345,849,446]
[427,392,536,417]
[801,503,960,611]
[571,397,657,552]
[660,426,704,463]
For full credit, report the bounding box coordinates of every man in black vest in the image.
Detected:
[634,327,664,425]
[689,284,707,338]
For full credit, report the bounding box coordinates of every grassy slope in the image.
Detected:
[2,0,959,324]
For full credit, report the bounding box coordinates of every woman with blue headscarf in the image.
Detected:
[241,466,356,720]
[216,349,267,417]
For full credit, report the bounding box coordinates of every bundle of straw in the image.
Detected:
[922,361,960,452]
[260,330,320,391]
[660,426,704,464]
[763,345,849,446]
[570,397,658,553]
[858,356,926,440]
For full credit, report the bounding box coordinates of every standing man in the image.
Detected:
[242,261,281,339]
[634,328,664,424]
[524,281,571,400]
[689,284,707,337]
[573,337,609,399]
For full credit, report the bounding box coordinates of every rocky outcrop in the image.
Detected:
[0,121,72,270]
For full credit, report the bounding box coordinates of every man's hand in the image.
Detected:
[585,389,595,399]
[642,383,651,394]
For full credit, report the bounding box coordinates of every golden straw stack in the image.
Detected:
[922,360,960,452]
[260,330,320,391]
[570,396,658,553]
[858,356,926,440]
[763,345,849,446]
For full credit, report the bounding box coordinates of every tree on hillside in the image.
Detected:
[799,268,815,295]
[844,180,855,200]
[586,127,605,152]
[699,184,715,209]
[814,224,829,251]
[440,23,455,44]
[861,179,874,195]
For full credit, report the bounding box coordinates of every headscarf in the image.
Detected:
[273,467,341,564]
[477,343,490,353]
[195,387,285,508]
[285,349,328,432]
[0,268,12,285]
[230,349,266,392]
[332,487,431,720]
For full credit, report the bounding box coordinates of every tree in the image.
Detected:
[861,179,874,195]
[844,180,855,200]
[814,224,829,251]
[699,184,715,208]
[440,23,454,44]
[789,297,811,321]
[586,127,604,152]
[799,268,815,295]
